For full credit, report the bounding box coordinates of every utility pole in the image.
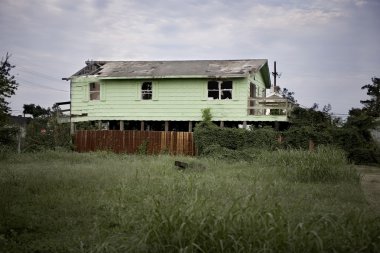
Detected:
[272,61,279,87]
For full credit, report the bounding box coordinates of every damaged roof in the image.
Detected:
[70,59,271,87]
[72,59,266,77]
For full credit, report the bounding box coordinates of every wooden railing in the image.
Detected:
[55,101,71,123]
[248,97,294,116]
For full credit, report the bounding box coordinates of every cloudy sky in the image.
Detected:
[1,0,379,117]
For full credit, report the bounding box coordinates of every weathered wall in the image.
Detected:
[70,72,285,122]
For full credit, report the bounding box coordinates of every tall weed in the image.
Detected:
[258,146,360,183]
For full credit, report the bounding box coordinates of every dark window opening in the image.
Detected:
[89,82,100,100]
[221,90,232,99]
[207,81,219,99]
[207,80,233,100]
[221,81,232,89]
[142,81,152,100]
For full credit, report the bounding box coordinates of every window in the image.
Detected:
[208,81,219,99]
[221,81,232,99]
[141,81,152,100]
[89,82,100,100]
[208,80,233,100]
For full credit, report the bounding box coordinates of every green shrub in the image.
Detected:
[348,147,380,165]
[245,127,280,150]
[194,125,280,155]
[0,126,18,147]
[194,108,379,165]
[137,140,149,155]
[283,126,332,149]
[24,117,71,152]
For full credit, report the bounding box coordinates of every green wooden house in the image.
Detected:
[61,59,293,132]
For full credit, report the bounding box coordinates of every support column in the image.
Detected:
[140,121,144,131]
[274,121,280,131]
[188,121,193,132]
[242,121,247,129]
[70,122,75,135]
[220,121,224,128]
[120,121,124,131]
[98,120,102,130]
[165,121,169,132]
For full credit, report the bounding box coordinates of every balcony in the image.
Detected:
[55,101,71,123]
[248,95,294,117]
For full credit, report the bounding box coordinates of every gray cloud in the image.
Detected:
[0,0,379,116]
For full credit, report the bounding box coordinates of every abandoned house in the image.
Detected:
[59,59,294,132]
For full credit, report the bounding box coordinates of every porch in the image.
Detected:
[248,96,294,117]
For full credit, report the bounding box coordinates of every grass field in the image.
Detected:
[1,149,380,252]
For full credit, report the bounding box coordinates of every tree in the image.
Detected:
[289,103,332,128]
[360,77,380,117]
[0,53,18,125]
[23,103,71,151]
[281,87,297,103]
[23,104,51,118]
[345,108,375,136]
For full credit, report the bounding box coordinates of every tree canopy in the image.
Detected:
[0,53,18,124]
[23,104,51,118]
[360,77,380,117]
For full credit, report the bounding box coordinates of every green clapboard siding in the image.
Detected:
[70,73,283,122]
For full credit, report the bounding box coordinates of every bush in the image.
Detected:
[329,127,380,164]
[245,127,280,150]
[194,108,379,165]
[348,147,380,165]
[283,126,332,149]
[24,117,71,152]
[194,126,280,155]
[0,126,18,147]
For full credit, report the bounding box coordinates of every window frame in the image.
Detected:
[89,82,100,101]
[207,80,233,100]
[141,81,153,100]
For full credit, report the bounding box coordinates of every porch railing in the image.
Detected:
[248,97,294,116]
[55,101,71,123]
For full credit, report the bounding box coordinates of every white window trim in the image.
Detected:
[89,82,100,101]
[141,81,153,100]
[208,80,233,100]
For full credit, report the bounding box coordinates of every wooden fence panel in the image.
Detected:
[74,130,196,156]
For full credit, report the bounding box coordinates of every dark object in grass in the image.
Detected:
[175,161,189,169]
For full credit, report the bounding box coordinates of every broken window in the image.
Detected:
[221,81,232,99]
[208,80,233,100]
[141,81,152,100]
[89,82,100,100]
[207,81,219,99]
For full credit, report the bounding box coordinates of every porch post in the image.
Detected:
[220,121,224,128]
[140,121,144,131]
[242,121,247,129]
[165,121,169,132]
[274,121,280,131]
[120,120,124,131]
[70,122,75,135]
[188,121,193,132]
[98,120,102,130]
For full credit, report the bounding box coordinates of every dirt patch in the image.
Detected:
[357,165,380,213]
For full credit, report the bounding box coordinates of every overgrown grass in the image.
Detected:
[0,150,379,252]
[203,145,360,183]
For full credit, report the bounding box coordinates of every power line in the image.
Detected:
[18,78,69,93]
[16,68,60,82]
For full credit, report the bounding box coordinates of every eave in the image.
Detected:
[97,74,248,80]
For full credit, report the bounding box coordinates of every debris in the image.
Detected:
[175,161,188,170]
